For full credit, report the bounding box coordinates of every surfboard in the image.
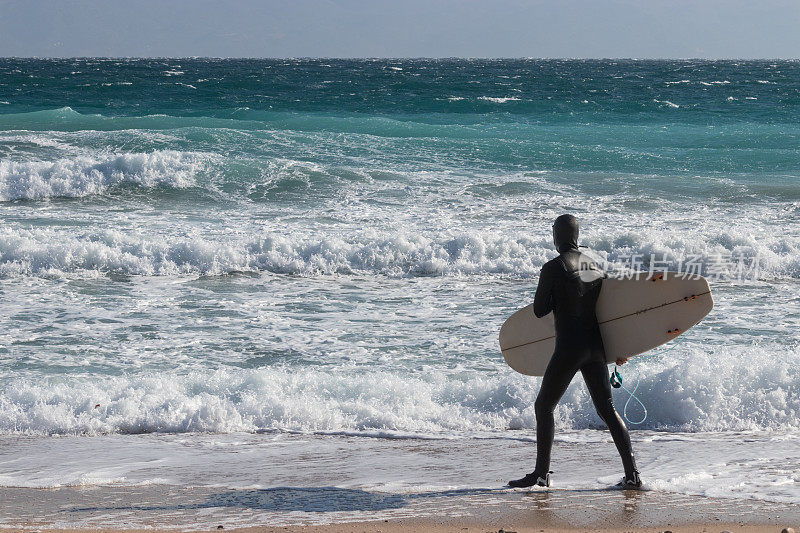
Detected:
[499,272,713,376]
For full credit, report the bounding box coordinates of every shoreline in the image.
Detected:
[221,523,795,533]
[1,484,797,532]
[5,519,796,533]
[2,432,799,531]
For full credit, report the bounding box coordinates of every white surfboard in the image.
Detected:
[499,272,713,376]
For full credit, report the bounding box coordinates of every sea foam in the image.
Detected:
[1,341,797,437]
[0,225,797,280]
[0,151,208,201]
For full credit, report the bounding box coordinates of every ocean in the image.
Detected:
[0,59,798,527]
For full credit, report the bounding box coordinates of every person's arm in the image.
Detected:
[533,262,555,318]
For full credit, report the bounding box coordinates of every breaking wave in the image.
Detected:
[1,341,797,436]
[0,227,798,279]
[0,150,209,201]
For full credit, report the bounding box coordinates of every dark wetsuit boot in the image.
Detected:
[508,471,551,488]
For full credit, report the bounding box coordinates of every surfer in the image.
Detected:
[508,214,641,489]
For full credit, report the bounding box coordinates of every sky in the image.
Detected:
[0,0,799,59]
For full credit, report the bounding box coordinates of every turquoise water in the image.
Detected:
[0,62,799,506]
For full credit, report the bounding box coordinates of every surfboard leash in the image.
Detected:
[611,372,647,425]
[610,333,688,425]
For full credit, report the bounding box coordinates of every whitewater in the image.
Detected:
[0,59,799,524]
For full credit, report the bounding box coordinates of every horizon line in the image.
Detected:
[1,56,799,61]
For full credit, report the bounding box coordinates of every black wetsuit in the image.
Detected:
[529,216,638,479]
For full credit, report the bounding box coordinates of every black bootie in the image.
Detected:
[508,471,551,488]
[616,470,642,489]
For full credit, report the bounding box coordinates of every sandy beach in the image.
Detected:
[2,483,798,532]
[5,525,796,533]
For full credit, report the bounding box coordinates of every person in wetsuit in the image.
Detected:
[508,214,641,489]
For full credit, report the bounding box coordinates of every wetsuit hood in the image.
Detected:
[553,214,579,253]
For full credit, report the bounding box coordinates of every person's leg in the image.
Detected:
[532,350,579,475]
[508,349,578,487]
[580,360,638,479]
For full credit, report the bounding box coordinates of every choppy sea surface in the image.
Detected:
[1,59,798,524]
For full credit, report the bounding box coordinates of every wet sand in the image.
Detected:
[6,525,793,533]
[1,484,797,532]
[248,524,790,533]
